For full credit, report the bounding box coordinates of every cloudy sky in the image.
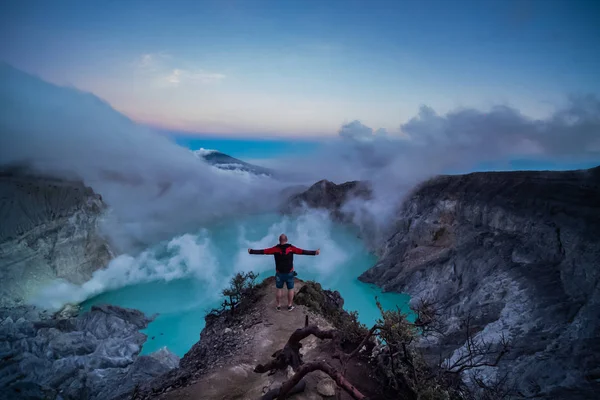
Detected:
[1,0,599,137]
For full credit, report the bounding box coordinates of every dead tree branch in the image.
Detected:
[411,298,446,338]
[277,361,368,400]
[441,315,510,374]
[254,323,369,400]
[468,370,521,400]
[254,325,337,373]
[345,324,381,362]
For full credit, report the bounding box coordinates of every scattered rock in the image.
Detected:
[224,327,232,334]
[149,347,180,370]
[55,304,81,319]
[286,365,295,379]
[317,378,337,397]
[0,305,179,399]
[229,365,249,378]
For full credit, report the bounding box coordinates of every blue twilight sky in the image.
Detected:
[1,0,599,138]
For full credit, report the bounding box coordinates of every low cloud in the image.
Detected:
[0,63,272,253]
[339,120,388,142]
[4,62,597,312]
[270,95,600,240]
[1,62,598,254]
[328,96,600,183]
[400,98,600,158]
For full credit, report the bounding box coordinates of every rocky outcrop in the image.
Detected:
[137,278,381,400]
[196,150,274,177]
[0,304,179,400]
[282,167,600,398]
[282,179,371,222]
[356,166,600,399]
[0,167,113,307]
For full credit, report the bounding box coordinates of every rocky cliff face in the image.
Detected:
[0,167,114,307]
[289,168,600,399]
[0,304,179,400]
[0,168,177,399]
[282,179,371,223]
[359,167,600,399]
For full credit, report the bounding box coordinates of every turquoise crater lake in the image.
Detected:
[82,212,411,357]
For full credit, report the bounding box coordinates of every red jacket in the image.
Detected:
[249,243,317,273]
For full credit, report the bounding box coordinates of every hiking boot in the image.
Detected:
[287,305,295,312]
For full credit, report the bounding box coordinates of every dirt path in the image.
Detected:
[157,281,333,400]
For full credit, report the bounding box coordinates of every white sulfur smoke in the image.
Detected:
[32,210,350,309]
[0,63,284,252]
[269,101,600,238]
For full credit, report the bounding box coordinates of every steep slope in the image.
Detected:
[0,167,113,306]
[285,167,600,399]
[357,166,600,399]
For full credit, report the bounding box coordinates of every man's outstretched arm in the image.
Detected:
[290,246,320,255]
[248,246,279,255]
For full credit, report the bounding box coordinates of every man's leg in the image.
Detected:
[287,273,295,308]
[275,273,284,309]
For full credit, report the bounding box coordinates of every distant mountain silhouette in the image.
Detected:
[193,149,273,177]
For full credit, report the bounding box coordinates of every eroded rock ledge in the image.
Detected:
[0,304,179,400]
